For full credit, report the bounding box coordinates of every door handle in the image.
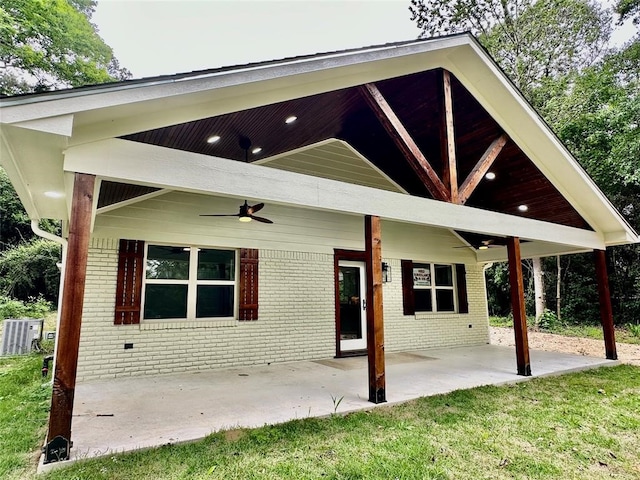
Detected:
[362,299,366,310]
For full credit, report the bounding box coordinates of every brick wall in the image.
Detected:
[76,240,489,381]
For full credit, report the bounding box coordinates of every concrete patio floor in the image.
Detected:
[65,344,615,463]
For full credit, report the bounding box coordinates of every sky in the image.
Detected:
[93,0,421,78]
[92,0,637,80]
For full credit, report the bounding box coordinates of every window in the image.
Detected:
[143,245,236,320]
[412,263,456,313]
[401,260,468,315]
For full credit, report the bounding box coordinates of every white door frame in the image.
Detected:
[338,260,367,352]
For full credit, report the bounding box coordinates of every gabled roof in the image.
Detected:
[0,33,637,254]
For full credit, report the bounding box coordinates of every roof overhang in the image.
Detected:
[1,33,637,252]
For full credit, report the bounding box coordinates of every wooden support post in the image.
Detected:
[45,173,95,463]
[506,236,531,376]
[365,215,386,403]
[594,249,617,360]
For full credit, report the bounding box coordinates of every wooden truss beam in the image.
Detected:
[594,249,618,360]
[441,70,459,203]
[45,173,96,463]
[506,236,532,376]
[459,134,508,205]
[365,215,386,403]
[359,83,450,202]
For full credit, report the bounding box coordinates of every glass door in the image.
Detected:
[338,260,367,352]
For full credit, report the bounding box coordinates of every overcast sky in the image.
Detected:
[93,0,637,79]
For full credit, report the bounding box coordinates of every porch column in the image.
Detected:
[506,236,531,376]
[594,249,617,360]
[365,215,386,403]
[45,173,95,463]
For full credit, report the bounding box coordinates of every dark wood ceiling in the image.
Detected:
[114,68,591,230]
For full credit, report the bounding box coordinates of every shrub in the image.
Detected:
[537,309,561,331]
[0,238,61,302]
[0,295,52,320]
[628,323,640,338]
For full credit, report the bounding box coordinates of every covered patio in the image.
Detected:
[62,344,614,463]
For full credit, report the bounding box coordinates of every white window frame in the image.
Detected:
[413,263,457,313]
[141,244,238,321]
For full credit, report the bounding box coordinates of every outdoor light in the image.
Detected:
[285,115,297,124]
[207,135,220,144]
[252,147,262,154]
[44,191,64,198]
[485,172,496,180]
[382,262,391,283]
[478,245,489,250]
[518,204,529,212]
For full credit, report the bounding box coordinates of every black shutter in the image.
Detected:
[401,259,415,315]
[456,264,469,314]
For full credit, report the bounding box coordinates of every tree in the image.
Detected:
[616,0,640,24]
[410,0,611,99]
[0,0,130,95]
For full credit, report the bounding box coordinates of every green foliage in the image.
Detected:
[536,309,561,331]
[0,0,130,95]
[409,0,611,98]
[616,0,640,24]
[0,239,60,302]
[628,323,640,337]
[0,295,51,319]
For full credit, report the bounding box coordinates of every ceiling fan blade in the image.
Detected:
[248,203,264,214]
[199,214,239,217]
[250,215,273,224]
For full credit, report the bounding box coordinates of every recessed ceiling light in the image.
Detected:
[478,245,489,250]
[252,147,262,154]
[285,116,297,124]
[207,135,220,144]
[485,172,496,180]
[44,191,64,198]
[518,205,529,212]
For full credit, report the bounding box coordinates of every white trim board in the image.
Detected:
[64,138,607,251]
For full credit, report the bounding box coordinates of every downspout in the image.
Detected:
[31,220,67,377]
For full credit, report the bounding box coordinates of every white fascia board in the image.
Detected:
[0,129,39,218]
[445,42,638,245]
[2,39,472,149]
[64,139,606,250]
[12,114,74,136]
[0,37,465,127]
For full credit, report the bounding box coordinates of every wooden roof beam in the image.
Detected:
[458,133,508,205]
[359,83,450,202]
[441,70,458,203]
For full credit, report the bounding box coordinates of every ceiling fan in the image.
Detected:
[454,239,505,250]
[200,200,274,224]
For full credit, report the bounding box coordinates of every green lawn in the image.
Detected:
[3,355,640,479]
[0,355,51,480]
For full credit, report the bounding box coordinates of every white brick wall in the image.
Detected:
[76,240,489,381]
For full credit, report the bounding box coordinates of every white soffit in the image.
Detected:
[255,139,407,194]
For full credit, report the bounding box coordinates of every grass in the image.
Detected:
[0,355,51,480]
[26,364,638,480]
[489,316,640,345]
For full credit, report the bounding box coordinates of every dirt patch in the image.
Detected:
[490,327,640,366]
[223,429,245,442]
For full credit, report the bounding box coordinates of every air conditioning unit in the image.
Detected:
[1,319,43,356]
